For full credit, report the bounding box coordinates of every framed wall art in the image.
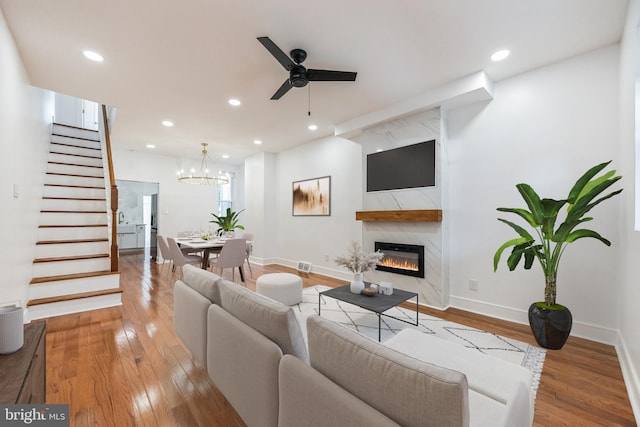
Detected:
[292,176,331,216]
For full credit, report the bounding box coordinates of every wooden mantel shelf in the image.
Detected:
[355,209,442,222]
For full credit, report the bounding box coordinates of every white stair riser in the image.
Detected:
[47,163,104,178]
[52,125,100,142]
[30,273,119,300]
[40,212,107,225]
[48,152,103,168]
[38,226,109,241]
[44,173,105,188]
[35,241,109,258]
[50,134,100,149]
[43,185,108,199]
[27,293,122,321]
[41,199,106,211]
[50,143,102,158]
[33,257,111,278]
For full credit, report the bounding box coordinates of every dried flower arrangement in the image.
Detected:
[334,241,384,274]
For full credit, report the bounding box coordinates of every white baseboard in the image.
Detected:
[449,295,619,345]
[616,333,640,424]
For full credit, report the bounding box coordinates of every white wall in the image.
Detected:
[274,136,362,278]
[617,0,640,418]
[112,148,244,252]
[446,45,621,341]
[0,9,54,309]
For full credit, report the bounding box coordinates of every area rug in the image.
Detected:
[292,285,546,398]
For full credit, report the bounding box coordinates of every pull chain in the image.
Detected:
[308,84,311,116]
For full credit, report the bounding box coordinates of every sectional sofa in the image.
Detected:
[173,265,534,427]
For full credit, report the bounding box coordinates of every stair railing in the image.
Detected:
[101,105,119,272]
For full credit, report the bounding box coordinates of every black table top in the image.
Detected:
[320,284,418,314]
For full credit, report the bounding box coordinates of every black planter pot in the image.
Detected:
[528,303,572,350]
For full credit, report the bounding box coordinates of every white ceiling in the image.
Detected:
[0,0,629,165]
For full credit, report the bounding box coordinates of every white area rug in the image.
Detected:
[293,285,546,398]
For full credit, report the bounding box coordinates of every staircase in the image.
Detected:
[27,123,122,320]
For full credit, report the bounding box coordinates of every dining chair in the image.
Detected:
[208,238,247,283]
[240,232,254,276]
[156,235,174,273]
[168,237,202,277]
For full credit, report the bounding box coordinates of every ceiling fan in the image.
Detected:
[257,36,357,100]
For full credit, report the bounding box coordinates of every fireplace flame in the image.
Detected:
[378,257,419,272]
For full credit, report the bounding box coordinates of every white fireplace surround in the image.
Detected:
[354,108,448,308]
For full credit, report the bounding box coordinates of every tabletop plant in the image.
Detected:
[210,208,245,236]
[493,160,622,348]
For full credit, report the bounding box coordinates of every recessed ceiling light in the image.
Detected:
[491,49,510,62]
[161,120,174,127]
[308,124,318,131]
[254,140,263,145]
[146,144,156,149]
[228,99,241,106]
[83,50,104,62]
[222,154,230,159]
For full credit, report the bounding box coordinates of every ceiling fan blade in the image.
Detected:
[307,69,357,82]
[271,79,293,100]
[257,37,295,71]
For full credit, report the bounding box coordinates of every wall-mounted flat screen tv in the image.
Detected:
[366,139,436,192]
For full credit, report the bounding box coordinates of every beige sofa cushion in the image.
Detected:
[181,264,222,304]
[307,315,469,427]
[218,280,309,364]
[278,355,402,427]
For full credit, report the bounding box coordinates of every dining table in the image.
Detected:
[175,236,226,269]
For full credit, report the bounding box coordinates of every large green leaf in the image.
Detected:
[567,161,611,204]
[496,207,536,227]
[497,218,535,241]
[566,187,623,223]
[540,198,567,238]
[516,184,544,225]
[494,237,531,271]
[552,217,593,242]
[566,229,611,246]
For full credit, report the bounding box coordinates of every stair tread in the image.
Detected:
[44,183,105,189]
[29,270,118,284]
[53,123,99,133]
[37,238,108,245]
[43,197,107,201]
[46,172,104,179]
[48,161,103,169]
[39,224,107,228]
[34,253,109,263]
[50,150,102,160]
[40,210,106,213]
[52,133,100,143]
[27,287,123,306]
[51,141,101,151]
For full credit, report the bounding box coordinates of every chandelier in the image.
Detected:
[177,143,230,186]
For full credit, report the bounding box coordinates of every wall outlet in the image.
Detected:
[469,279,479,291]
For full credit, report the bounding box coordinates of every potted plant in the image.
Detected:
[493,161,622,349]
[210,208,245,237]
[334,241,384,294]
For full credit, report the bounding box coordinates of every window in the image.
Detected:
[218,172,233,215]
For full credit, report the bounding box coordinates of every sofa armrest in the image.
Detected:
[278,355,401,427]
[173,280,211,366]
[385,329,533,427]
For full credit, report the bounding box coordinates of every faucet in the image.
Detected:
[118,212,125,224]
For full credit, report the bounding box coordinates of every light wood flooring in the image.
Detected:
[43,253,636,426]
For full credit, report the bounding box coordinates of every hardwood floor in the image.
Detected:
[43,253,636,426]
